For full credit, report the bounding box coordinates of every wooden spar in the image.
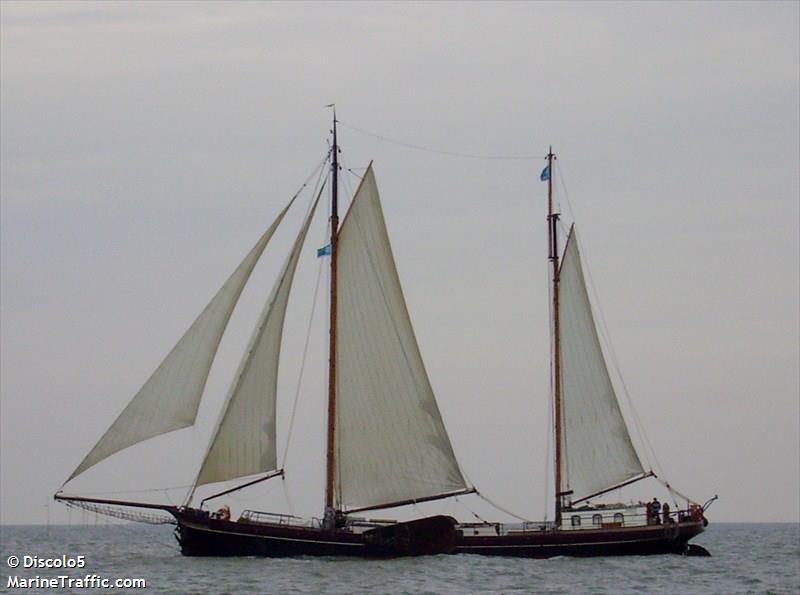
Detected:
[345,488,478,515]
[547,147,564,526]
[200,469,285,508]
[570,471,655,506]
[325,109,339,521]
[54,493,177,513]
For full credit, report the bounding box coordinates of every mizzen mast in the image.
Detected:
[324,108,340,527]
[546,147,565,526]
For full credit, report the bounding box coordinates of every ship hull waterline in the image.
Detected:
[173,510,461,557]
[456,521,706,558]
[173,510,705,558]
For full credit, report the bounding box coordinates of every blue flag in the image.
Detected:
[540,165,551,181]
[317,244,331,257]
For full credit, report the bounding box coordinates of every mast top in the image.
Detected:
[330,107,339,220]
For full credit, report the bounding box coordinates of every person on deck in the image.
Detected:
[662,501,671,524]
[651,498,661,524]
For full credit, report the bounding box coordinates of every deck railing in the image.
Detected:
[238,509,307,526]
[458,507,703,535]
[562,507,703,529]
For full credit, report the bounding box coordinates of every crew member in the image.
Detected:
[651,497,661,524]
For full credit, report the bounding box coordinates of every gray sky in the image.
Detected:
[1,1,798,525]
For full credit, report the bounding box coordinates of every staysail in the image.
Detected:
[334,165,468,511]
[558,227,645,501]
[194,190,322,486]
[67,200,294,482]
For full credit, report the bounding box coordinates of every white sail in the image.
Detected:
[195,193,321,486]
[68,200,294,482]
[334,165,468,511]
[558,227,645,500]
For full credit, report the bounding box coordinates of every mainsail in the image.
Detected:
[67,199,294,482]
[195,191,322,486]
[334,165,468,511]
[558,227,645,501]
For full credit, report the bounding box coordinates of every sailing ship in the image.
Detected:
[55,116,711,557]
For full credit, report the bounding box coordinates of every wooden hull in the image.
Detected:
[174,509,705,558]
[456,521,706,558]
[173,510,459,558]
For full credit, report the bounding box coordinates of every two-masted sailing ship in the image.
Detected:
[55,116,711,557]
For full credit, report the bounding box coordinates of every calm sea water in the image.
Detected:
[1,523,798,594]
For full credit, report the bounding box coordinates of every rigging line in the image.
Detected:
[72,485,195,496]
[242,477,283,501]
[346,167,366,177]
[547,173,571,501]
[184,154,330,508]
[573,228,665,477]
[297,150,333,222]
[660,477,681,511]
[338,120,540,161]
[456,497,491,525]
[339,156,367,182]
[556,162,662,477]
[299,151,334,199]
[328,153,347,508]
[278,162,331,469]
[555,161,576,226]
[281,475,295,517]
[475,491,531,522]
[544,208,556,521]
[339,156,365,204]
[655,476,695,506]
[280,227,328,469]
[576,226,663,474]
[58,154,321,495]
[293,151,331,244]
[338,157,355,199]
[454,464,479,496]
[338,163,471,498]
[549,189,572,499]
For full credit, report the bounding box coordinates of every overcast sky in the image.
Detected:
[1,1,798,526]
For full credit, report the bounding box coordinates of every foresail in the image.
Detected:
[558,227,645,501]
[67,200,294,482]
[195,192,321,486]
[335,165,467,511]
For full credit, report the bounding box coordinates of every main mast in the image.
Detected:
[546,147,564,526]
[325,110,339,526]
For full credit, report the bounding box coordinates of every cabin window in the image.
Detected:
[592,514,602,526]
[614,513,624,524]
[571,515,581,527]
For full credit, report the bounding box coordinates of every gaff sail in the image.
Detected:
[334,165,469,511]
[558,227,645,501]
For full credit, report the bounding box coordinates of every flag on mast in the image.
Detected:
[540,165,551,181]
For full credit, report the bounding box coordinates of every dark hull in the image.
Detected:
[174,511,459,558]
[174,509,705,558]
[176,517,364,557]
[456,521,706,558]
